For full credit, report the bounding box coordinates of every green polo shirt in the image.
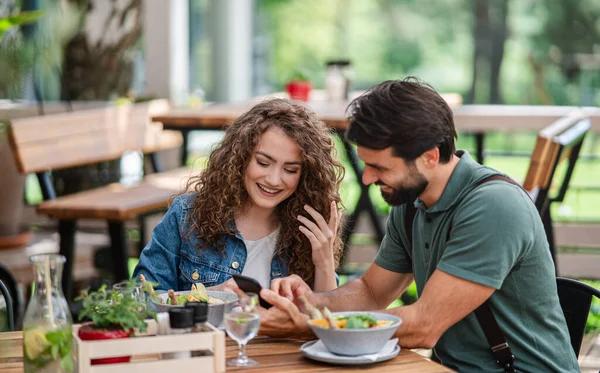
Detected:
[375,151,579,373]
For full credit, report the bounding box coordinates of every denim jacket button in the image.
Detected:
[272,272,281,277]
[232,261,240,269]
[191,270,199,280]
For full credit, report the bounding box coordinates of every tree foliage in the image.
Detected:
[255,0,599,105]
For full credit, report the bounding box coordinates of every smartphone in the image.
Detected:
[232,274,272,309]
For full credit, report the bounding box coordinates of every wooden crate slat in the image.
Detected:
[74,320,224,373]
[77,334,216,358]
[87,356,215,373]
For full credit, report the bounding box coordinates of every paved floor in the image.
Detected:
[581,333,600,373]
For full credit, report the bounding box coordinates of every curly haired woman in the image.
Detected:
[133,99,345,294]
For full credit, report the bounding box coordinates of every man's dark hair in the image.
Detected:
[345,77,457,163]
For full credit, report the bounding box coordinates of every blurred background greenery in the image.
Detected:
[244,0,599,106]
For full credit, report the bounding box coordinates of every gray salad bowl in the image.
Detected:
[308,311,402,356]
[152,290,238,327]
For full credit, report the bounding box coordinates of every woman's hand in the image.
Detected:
[298,201,342,272]
[207,277,239,293]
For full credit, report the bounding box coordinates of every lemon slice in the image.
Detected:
[23,328,51,360]
[191,283,209,302]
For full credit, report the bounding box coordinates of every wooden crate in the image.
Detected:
[73,320,225,373]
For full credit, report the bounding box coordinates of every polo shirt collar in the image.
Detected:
[415,150,476,212]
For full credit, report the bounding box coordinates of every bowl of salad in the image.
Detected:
[148,283,237,327]
[307,311,402,356]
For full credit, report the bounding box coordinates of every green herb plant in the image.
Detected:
[76,280,150,333]
[288,68,311,82]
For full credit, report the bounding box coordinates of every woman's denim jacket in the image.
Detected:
[133,193,289,292]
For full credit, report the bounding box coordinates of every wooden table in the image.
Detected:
[152,92,462,259]
[151,91,463,132]
[0,331,454,372]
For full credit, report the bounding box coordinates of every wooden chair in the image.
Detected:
[0,265,17,331]
[8,103,192,299]
[522,112,591,265]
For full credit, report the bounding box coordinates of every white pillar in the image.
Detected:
[209,0,254,102]
[143,0,189,105]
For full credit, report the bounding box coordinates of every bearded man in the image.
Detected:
[257,78,579,373]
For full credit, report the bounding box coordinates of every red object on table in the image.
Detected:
[78,325,134,365]
[285,81,312,102]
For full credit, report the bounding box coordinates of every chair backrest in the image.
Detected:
[556,277,600,357]
[0,266,16,332]
[8,106,126,174]
[522,112,590,214]
[123,99,170,152]
[7,100,172,174]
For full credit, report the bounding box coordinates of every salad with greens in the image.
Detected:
[310,313,394,329]
[138,275,223,306]
[298,295,395,330]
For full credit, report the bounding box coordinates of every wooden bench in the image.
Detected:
[522,111,591,264]
[8,102,192,299]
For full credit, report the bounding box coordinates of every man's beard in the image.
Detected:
[378,170,428,206]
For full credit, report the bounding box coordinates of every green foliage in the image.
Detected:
[0,3,82,99]
[288,68,312,82]
[76,280,149,332]
[256,0,471,92]
[581,280,600,334]
[0,308,6,332]
[0,10,44,41]
[256,0,599,105]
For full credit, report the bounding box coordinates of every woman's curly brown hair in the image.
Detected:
[185,98,345,286]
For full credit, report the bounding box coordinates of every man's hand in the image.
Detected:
[270,274,312,300]
[258,289,313,339]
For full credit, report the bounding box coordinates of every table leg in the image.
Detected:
[147,153,164,173]
[107,221,130,282]
[475,132,485,164]
[36,171,57,200]
[137,215,146,256]
[338,136,385,263]
[58,219,77,300]
[180,129,190,166]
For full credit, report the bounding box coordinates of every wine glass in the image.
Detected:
[224,293,260,367]
[112,280,148,315]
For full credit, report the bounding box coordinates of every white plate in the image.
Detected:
[300,340,400,365]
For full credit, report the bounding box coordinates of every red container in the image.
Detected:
[78,324,133,365]
[285,81,312,102]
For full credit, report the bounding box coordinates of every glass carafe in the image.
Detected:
[22,254,73,373]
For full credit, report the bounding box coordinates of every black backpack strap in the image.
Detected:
[473,174,520,372]
[477,174,528,197]
[474,301,516,372]
[404,173,520,372]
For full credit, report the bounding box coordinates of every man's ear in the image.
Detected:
[422,147,440,169]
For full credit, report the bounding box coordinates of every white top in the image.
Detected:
[241,228,280,289]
